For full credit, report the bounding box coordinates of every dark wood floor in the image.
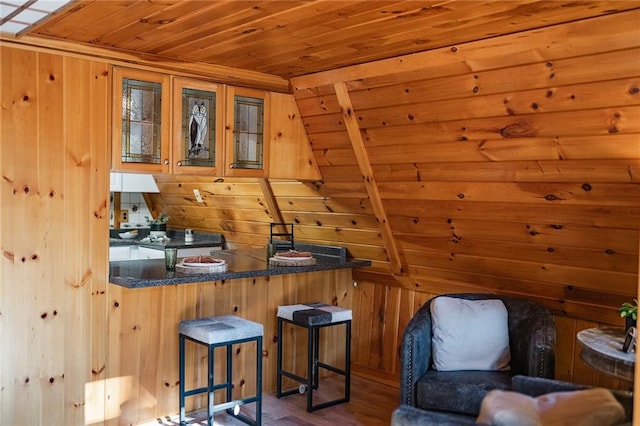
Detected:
[141,375,399,425]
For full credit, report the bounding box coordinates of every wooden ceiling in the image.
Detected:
[21,0,638,80]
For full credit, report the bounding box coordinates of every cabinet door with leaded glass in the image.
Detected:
[225,86,270,177]
[112,67,170,173]
[172,78,224,175]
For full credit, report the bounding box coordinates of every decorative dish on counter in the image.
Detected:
[269,250,316,266]
[177,256,227,273]
[274,250,313,261]
[119,230,138,239]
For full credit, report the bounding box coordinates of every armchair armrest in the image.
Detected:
[400,301,433,406]
[510,306,556,378]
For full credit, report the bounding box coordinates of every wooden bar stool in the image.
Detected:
[179,315,263,426]
[276,302,351,412]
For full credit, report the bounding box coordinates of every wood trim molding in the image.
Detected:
[0,35,291,93]
[333,81,403,275]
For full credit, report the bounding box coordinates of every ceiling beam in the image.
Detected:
[333,81,403,276]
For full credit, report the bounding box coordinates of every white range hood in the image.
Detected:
[110,172,160,193]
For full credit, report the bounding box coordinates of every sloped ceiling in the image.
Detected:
[16,0,639,79]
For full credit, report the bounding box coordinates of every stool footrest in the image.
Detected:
[278,370,307,384]
[317,362,346,375]
[214,396,260,413]
[183,382,230,398]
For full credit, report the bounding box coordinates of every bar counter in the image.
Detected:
[109,243,371,288]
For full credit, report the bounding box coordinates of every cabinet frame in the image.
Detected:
[224,86,270,177]
[171,77,225,176]
[111,67,171,173]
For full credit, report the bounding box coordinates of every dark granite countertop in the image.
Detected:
[109,243,371,288]
[109,229,224,250]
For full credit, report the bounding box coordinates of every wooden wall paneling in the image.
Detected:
[304,130,353,150]
[268,92,321,180]
[395,232,636,274]
[274,195,374,215]
[351,79,640,128]
[388,214,639,250]
[290,10,640,90]
[87,59,111,425]
[402,249,636,295]
[282,210,381,230]
[36,52,67,421]
[377,181,640,206]
[375,159,640,183]
[383,199,640,229]
[1,47,51,424]
[360,131,640,162]
[334,82,402,275]
[347,49,640,109]
[358,107,640,149]
[1,46,111,425]
[352,281,376,367]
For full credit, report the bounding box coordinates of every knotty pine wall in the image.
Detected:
[151,9,640,391]
[1,47,110,424]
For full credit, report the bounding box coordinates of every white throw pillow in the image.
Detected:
[477,388,625,426]
[430,296,511,371]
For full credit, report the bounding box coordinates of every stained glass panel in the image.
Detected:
[121,78,162,164]
[233,95,264,169]
[181,87,216,167]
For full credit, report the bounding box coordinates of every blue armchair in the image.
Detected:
[400,293,556,416]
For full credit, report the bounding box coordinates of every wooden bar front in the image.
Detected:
[106,269,352,424]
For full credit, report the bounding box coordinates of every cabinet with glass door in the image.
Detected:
[224,86,270,177]
[112,67,171,173]
[172,77,224,175]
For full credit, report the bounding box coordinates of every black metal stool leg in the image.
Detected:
[226,344,233,404]
[345,320,351,402]
[276,317,283,398]
[312,326,320,390]
[306,323,314,412]
[208,344,214,426]
[179,334,186,426]
[256,336,263,425]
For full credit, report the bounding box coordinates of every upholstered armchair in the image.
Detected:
[400,293,556,416]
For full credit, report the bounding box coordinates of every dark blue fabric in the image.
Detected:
[292,308,332,326]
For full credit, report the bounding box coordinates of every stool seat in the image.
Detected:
[179,315,263,345]
[277,303,352,326]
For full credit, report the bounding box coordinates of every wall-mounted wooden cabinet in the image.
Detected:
[112,67,318,180]
[112,67,171,173]
[224,86,270,177]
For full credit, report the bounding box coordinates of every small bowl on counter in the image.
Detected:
[119,231,139,239]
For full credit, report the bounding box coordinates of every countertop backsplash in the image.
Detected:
[110,192,153,228]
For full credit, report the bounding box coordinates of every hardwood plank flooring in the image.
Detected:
[141,375,398,425]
